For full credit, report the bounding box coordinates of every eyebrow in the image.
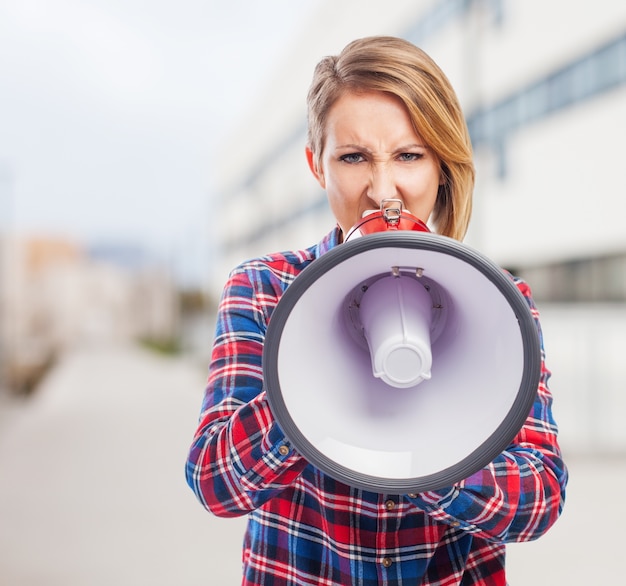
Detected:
[334,143,427,152]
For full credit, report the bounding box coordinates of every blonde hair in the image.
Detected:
[307,36,474,241]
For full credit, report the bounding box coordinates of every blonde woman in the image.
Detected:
[187,36,567,586]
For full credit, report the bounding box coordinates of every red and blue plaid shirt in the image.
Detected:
[186,228,567,585]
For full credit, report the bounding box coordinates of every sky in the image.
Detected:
[0,0,320,284]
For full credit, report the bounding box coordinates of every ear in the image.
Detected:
[305,146,326,188]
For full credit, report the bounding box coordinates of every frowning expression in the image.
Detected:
[306,90,442,240]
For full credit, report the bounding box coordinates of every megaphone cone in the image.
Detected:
[359,273,434,388]
[263,214,540,494]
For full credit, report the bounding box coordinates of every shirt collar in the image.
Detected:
[315,226,342,259]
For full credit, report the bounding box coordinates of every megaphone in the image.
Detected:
[263,201,540,494]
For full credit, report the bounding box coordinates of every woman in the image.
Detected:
[186,36,567,585]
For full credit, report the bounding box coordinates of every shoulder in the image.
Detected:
[502,269,533,301]
[503,271,542,327]
[249,246,317,278]
[234,245,316,286]
[224,244,321,308]
[228,228,340,293]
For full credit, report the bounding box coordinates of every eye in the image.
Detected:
[339,153,366,164]
[397,152,424,162]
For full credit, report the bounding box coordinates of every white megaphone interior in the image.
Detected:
[276,244,525,480]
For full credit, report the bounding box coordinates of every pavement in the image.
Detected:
[0,343,623,585]
[0,343,248,585]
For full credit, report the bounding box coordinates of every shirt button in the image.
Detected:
[384,499,396,511]
[382,557,393,568]
[407,493,418,499]
[450,520,461,528]
[278,445,290,456]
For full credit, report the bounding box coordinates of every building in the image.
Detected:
[0,235,178,393]
[209,0,626,454]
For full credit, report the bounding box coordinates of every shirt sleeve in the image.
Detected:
[408,278,568,542]
[185,264,308,517]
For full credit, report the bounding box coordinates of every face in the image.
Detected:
[306,91,442,239]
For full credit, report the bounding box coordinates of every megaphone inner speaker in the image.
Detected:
[263,232,540,493]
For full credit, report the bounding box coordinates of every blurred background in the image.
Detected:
[1,0,625,584]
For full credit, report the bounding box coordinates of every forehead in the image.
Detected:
[325,90,420,145]
[327,90,409,119]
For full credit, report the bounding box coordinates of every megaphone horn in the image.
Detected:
[263,207,540,494]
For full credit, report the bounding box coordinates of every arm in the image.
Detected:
[409,279,568,542]
[185,264,308,517]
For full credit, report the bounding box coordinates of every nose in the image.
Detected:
[367,164,401,209]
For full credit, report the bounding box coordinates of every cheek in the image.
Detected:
[327,191,351,223]
[398,173,440,218]
[409,166,440,198]
[329,177,363,211]
[327,168,363,199]
[325,185,360,232]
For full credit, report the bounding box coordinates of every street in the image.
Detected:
[0,343,623,584]
[0,343,247,585]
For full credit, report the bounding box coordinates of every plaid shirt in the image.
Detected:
[186,228,567,586]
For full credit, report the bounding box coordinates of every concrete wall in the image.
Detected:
[540,303,626,455]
